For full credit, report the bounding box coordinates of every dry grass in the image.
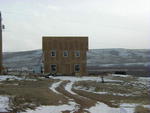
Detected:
[134,106,150,113]
[56,81,96,113]
[0,75,149,112]
[111,76,138,82]
[73,76,150,105]
[0,78,68,112]
[73,88,150,107]
[73,89,119,107]
[74,81,148,95]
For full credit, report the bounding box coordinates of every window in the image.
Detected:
[75,51,80,57]
[63,50,68,57]
[50,64,57,72]
[74,64,80,72]
[51,50,56,57]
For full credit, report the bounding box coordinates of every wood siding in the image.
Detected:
[42,36,88,76]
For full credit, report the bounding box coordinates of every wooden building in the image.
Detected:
[42,36,88,76]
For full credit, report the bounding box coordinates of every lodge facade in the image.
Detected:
[42,36,88,76]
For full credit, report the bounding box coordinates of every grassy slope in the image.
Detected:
[0,75,149,113]
[0,78,68,112]
[73,76,150,106]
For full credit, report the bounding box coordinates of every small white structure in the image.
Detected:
[21,67,28,72]
[33,65,42,74]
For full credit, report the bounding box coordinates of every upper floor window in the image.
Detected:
[75,51,80,57]
[63,50,68,57]
[51,50,56,57]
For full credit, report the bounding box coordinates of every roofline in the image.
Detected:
[42,36,88,38]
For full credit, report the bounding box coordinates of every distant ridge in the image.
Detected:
[3,48,150,69]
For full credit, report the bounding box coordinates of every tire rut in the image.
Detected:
[73,89,119,108]
[56,81,96,113]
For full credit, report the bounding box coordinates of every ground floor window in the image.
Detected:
[74,64,80,72]
[50,64,57,72]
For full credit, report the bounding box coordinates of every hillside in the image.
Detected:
[3,48,150,69]
[87,49,150,67]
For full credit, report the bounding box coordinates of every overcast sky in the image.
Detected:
[0,0,150,52]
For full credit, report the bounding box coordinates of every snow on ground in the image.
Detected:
[49,81,62,94]
[50,76,122,96]
[50,76,122,82]
[111,74,131,77]
[120,103,141,113]
[48,76,148,113]
[23,102,136,113]
[22,101,79,113]
[1,75,148,113]
[74,86,134,97]
[144,105,150,108]
[0,75,37,82]
[138,77,150,87]
[87,102,135,113]
[74,86,108,95]
[0,96,10,112]
[136,77,150,92]
[65,82,77,95]
[0,75,22,81]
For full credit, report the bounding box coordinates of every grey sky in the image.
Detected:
[0,0,150,52]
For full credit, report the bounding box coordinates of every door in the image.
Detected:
[50,64,57,73]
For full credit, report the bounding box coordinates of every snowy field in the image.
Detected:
[0,96,10,112]
[22,101,79,113]
[0,75,22,81]
[0,75,37,82]
[0,74,150,113]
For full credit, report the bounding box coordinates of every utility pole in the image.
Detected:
[0,11,2,74]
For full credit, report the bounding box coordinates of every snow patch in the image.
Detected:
[87,102,135,113]
[50,76,122,83]
[111,74,131,77]
[138,77,150,91]
[120,104,138,113]
[0,96,10,112]
[0,75,37,82]
[49,81,62,94]
[65,82,77,95]
[75,86,133,96]
[22,101,79,113]
[50,76,122,97]
[0,75,22,81]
